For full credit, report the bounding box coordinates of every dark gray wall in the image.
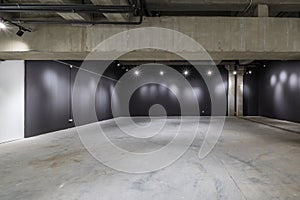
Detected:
[25,60,117,137]
[243,68,259,116]
[258,61,300,123]
[243,61,300,123]
[25,61,73,137]
[128,66,228,116]
[25,61,228,137]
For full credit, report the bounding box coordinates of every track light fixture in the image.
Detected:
[16,28,25,37]
[0,17,31,36]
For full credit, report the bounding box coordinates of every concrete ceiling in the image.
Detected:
[1,0,299,22]
[0,0,299,61]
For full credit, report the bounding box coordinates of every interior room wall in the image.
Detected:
[25,61,73,137]
[25,61,228,137]
[0,60,24,143]
[127,66,228,117]
[243,68,259,116]
[25,60,117,137]
[258,61,300,123]
[243,61,300,123]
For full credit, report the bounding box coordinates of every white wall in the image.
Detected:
[0,60,24,143]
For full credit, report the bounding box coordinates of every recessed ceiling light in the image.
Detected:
[184,70,189,76]
[233,71,237,75]
[207,70,212,76]
[117,63,121,67]
[160,71,164,75]
[249,70,252,74]
[134,70,140,76]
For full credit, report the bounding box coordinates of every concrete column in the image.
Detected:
[254,4,269,17]
[236,66,245,117]
[226,65,235,116]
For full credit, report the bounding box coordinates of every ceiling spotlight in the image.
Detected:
[248,70,252,74]
[160,71,164,76]
[233,71,237,75]
[263,64,266,68]
[183,70,189,76]
[207,70,212,76]
[16,28,24,37]
[134,70,140,76]
[0,21,6,29]
[126,68,129,72]
[117,63,121,67]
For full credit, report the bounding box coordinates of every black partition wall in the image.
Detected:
[129,66,228,116]
[25,61,228,137]
[243,61,300,123]
[25,60,118,137]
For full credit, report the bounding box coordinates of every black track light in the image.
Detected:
[16,28,25,37]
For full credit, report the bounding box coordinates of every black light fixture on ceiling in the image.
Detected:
[16,28,24,37]
[0,17,31,37]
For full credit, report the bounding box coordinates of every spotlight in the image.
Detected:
[207,70,212,76]
[183,70,189,76]
[233,71,237,75]
[160,71,164,76]
[134,70,140,76]
[16,28,24,37]
[117,63,121,67]
[0,21,6,29]
[248,70,252,74]
[126,69,129,72]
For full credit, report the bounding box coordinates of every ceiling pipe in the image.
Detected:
[10,0,143,25]
[0,4,136,13]
[12,14,143,25]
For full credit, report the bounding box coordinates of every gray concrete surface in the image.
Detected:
[243,116,300,134]
[1,17,300,60]
[0,117,300,200]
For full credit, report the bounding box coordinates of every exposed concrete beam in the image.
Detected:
[42,0,91,21]
[0,17,300,60]
[254,4,269,17]
[147,0,300,12]
[90,0,129,21]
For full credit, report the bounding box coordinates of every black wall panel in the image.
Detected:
[243,68,259,116]
[129,83,181,116]
[25,60,117,137]
[25,61,73,137]
[258,61,300,123]
[243,61,300,123]
[25,61,228,137]
[128,66,228,116]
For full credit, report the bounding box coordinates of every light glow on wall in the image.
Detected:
[289,73,298,90]
[279,70,288,83]
[270,75,277,87]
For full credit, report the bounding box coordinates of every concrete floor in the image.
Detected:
[0,117,300,200]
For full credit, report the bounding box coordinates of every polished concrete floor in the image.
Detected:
[0,117,300,200]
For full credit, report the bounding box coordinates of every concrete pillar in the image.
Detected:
[254,4,269,17]
[226,65,235,116]
[236,66,245,117]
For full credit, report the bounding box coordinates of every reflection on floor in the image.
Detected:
[0,117,300,200]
